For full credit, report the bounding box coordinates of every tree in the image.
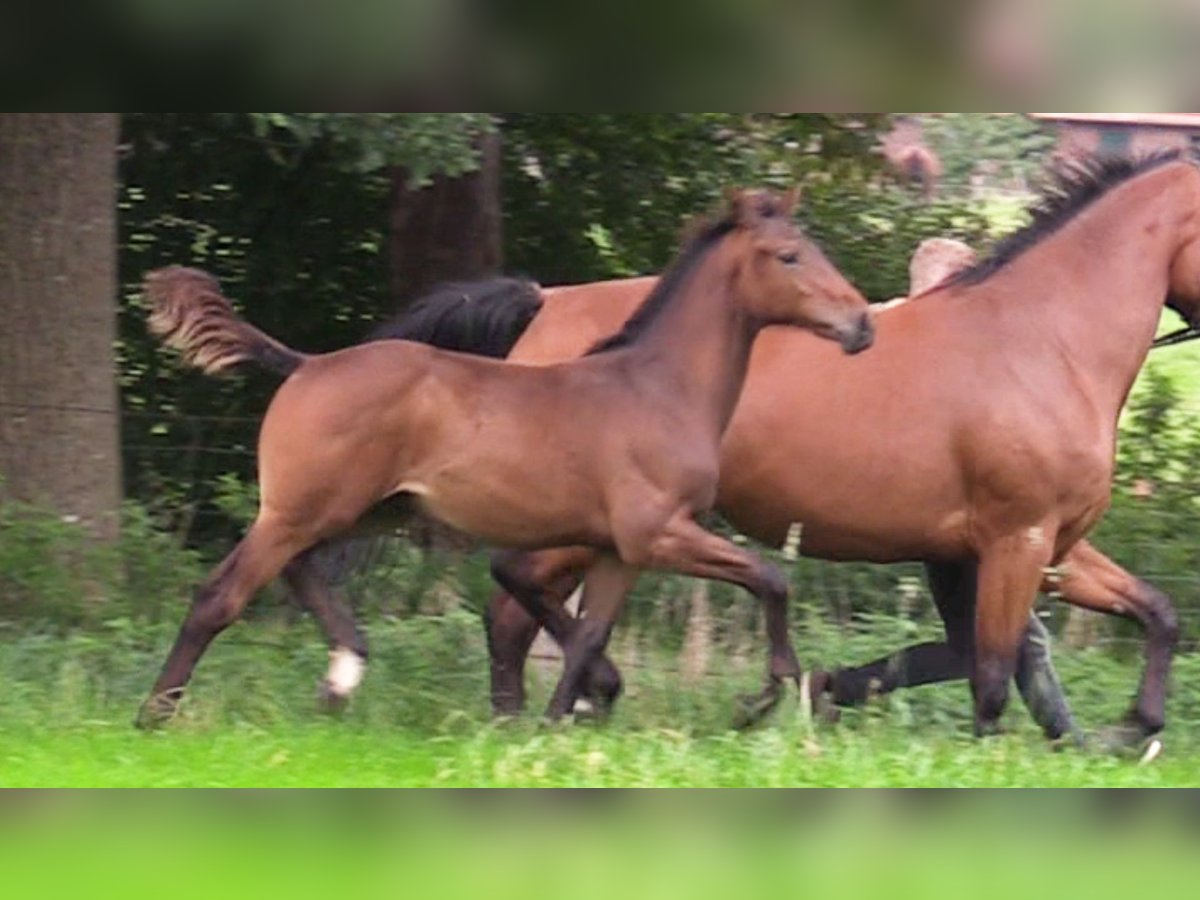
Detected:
[0,114,122,539]
[388,128,503,304]
[247,113,502,306]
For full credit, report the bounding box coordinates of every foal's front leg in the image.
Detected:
[543,554,639,721]
[490,547,625,716]
[636,513,801,727]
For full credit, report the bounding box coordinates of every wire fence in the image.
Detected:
[6,301,1200,667]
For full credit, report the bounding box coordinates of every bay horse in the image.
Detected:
[319,154,1189,743]
[135,188,874,727]
[480,153,1200,742]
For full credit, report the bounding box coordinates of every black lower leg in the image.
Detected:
[1014,615,1079,741]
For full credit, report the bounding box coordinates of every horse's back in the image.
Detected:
[512,276,658,365]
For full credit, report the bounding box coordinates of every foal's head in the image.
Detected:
[726,188,874,354]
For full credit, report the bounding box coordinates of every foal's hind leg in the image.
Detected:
[632,514,800,728]
[282,545,370,711]
[137,514,313,728]
[1055,541,1179,744]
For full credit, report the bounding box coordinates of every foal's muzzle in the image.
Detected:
[838,312,875,355]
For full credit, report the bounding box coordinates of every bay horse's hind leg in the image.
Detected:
[1055,542,1179,747]
[814,560,1079,741]
[136,515,311,729]
[633,514,800,729]
[490,547,624,718]
[819,561,976,708]
[483,591,542,717]
[282,545,370,712]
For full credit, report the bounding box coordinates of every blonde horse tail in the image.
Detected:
[144,266,308,377]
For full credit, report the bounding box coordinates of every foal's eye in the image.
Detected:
[778,250,800,266]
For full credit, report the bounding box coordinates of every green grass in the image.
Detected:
[1,716,1193,788]
[2,614,1198,787]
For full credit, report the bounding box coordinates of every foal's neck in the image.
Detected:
[623,249,759,437]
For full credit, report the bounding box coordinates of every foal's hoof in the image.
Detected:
[572,697,606,723]
[733,682,783,730]
[316,681,350,715]
[135,693,180,731]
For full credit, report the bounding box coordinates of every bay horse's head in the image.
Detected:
[726,188,874,354]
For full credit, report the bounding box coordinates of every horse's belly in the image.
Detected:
[410,479,604,551]
[719,473,972,564]
[796,513,971,563]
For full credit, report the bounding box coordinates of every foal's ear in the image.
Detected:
[726,187,797,226]
[780,185,801,215]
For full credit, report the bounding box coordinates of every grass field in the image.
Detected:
[2,613,1199,787]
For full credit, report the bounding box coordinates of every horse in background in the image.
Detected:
[482,153,1200,742]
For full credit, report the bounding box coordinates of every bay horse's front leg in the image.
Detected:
[1054,541,1179,746]
[490,547,624,717]
[972,529,1056,737]
[634,514,800,728]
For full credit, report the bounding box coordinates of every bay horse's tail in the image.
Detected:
[144,266,307,377]
[367,277,542,358]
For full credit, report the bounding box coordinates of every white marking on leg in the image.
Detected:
[798,671,813,724]
[1139,739,1163,766]
[326,646,365,698]
[1027,527,1046,548]
[573,698,596,716]
[783,522,804,562]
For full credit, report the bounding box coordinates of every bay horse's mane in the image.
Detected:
[585,200,761,355]
[368,277,542,357]
[944,150,1191,291]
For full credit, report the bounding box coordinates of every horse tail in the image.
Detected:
[367,277,543,359]
[144,266,308,377]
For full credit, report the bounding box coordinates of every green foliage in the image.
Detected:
[0,501,204,629]
[799,169,992,300]
[920,114,1056,193]
[246,113,496,184]
[500,114,888,285]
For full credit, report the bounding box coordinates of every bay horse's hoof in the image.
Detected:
[806,670,841,725]
[1093,722,1161,758]
[135,692,181,731]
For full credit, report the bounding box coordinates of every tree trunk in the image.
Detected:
[0,114,121,539]
[387,130,502,307]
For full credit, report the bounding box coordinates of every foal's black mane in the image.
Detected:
[586,212,741,355]
[945,150,1190,290]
